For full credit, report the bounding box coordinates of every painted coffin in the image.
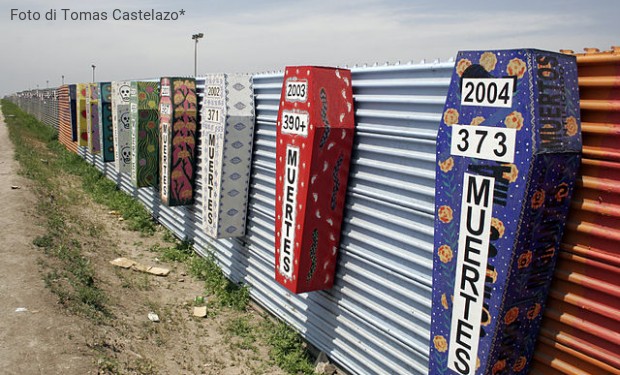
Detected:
[274,66,355,294]
[86,83,101,154]
[69,84,78,142]
[429,49,581,375]
[130,81,160,188]
[76,83,89,147]
[160,77,198,206]
[112,81,132,172]
[202,73,255,238]
[98,82,114,162]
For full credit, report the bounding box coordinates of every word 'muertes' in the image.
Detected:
[10,8,186,21]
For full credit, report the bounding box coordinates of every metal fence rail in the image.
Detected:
[7,89,60,130]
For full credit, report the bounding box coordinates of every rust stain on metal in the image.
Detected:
[534,46,620,374]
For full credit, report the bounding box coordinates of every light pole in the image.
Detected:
[192,33,204,77]
[91,64,96,82]
[46,80,49,89]
[62,75,64,85]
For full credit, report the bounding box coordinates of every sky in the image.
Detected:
[0,0,618,96]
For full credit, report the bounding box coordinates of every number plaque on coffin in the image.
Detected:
[201,73,256,238]
[429,49,581,375]
[130,81,160,188]
[274,66,355,294]
[112,81,132,173]
[159,77,198,206]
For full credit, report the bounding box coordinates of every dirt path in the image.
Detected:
[0,106,96,374]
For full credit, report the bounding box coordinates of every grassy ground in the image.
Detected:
[3,100,111,320]
[1,99,316,374]
[156,242,316,374]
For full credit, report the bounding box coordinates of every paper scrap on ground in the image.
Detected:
[193,306,207,318]
[110,257,135,268]
[110,257,170,276]
[148,312,160,322]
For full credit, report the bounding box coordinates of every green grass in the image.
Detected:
[153,240,194,263]
[2,100,155,235]
[54,147,156,234]
[222,315,316,373]
[225,316,258,351]
[189,253,250,311]
[36,204,109,320]
[149,240,250,311]
[52,144,156,234]
[145,222,315,373]
[96,355,120,374]
[33,234,54,248]
[262,319,315,374]
[160,241,316,373]
[2,100,110,320]
[150,238,315,373]
[161,229,177,243]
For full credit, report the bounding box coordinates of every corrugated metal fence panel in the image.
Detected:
[43,90,59,130]
[77,63,454,375]
[57,85,78,154]
[8,89,60,131]
[532,49,620,375]
[246,63,454,375]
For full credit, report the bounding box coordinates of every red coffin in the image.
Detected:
[275,66,355,293]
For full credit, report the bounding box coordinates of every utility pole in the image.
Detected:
[192,33,204,77]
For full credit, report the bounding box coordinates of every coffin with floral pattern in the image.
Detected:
[429,49,581,375]
[130,81,160,188]
[159,77,198,206]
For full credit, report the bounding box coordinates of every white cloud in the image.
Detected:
[1,0,618,96]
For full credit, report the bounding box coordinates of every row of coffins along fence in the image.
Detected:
[69,70,355,295]
[8,46,620,375]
